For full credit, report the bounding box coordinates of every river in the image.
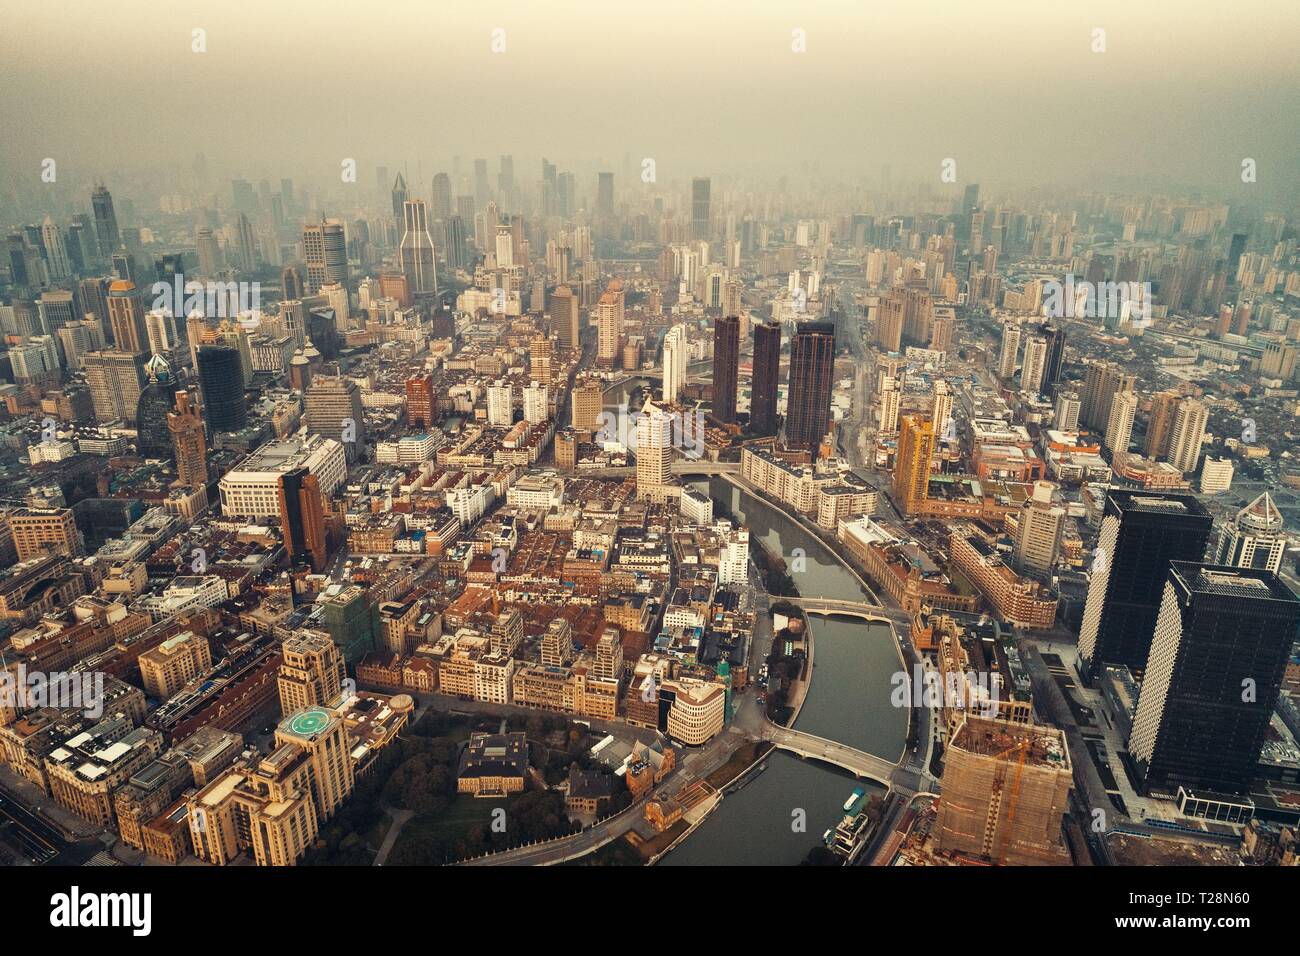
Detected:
[661,479,908,865]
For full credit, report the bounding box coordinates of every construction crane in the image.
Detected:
[989,737,1030,865]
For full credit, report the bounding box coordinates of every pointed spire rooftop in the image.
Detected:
[1236,491,1283,535]
[393,171,407,192]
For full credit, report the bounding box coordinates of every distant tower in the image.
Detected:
[398,199,438,297]
[91,184,121,259]
[391,171,408,222]
[691,177,711,241]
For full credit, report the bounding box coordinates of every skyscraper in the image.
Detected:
[305,376,366,461]
[661,324,687,403]
[750,320,781,436]
[1166,398,1209,474]
[997,320,1021,379]
[405,374,435,429]
[1103,389,1137,458]
[784,322,835,452]
[596,282,624,364]
[302,221,347,294]
[391,171,408,222]
[135,354,179,459]
[1214,492,1285,574]
[197,345,248,433]
[550,285,580,350]
[712,315,740,424]
[1013,481,1066,579]
[279,468,328,573]
[691,177,711,241]
[1039,323,1066,395]
[894,415,935,516]
[78,350,140,426]
[107,279,148,355]
[168,389,208,488]
[1078,490,1212,683]
[398,199,437,296]
[1129,563,1300,796]
[91,184,121,259]
[1145,390,1180,459]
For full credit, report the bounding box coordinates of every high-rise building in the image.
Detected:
[279,468,328,573]
[305,377,366,461]
[997,320,1021,379]
[551,285,580,349]
[278,631,347,715]
[405,374,435,429]
[935,715,1071,865]
[750,320,781,436]
[84,349,146,424]
[391,172,408,222]
[1038,324,1066,395]
[196,345,248,433]
[1020,336,1048,395]
[1081,361,1136,431]
[91,184,121,259]
[273,706,356,825]
[8,507,82,562]
[1214,492,1285,574]
[894,415,935,516]
[1103,389,1137,458]
[876,292,904,353]
[135,354,179,459]
[523,382,548,423]
[1013,481,1065,579]
[168,389,208,488]
[1166,398,1209,474]
[596,283,624,363]
[399,199,438,296]
[636,398,676,501]
[1144,390,1180,458]
[691,177,711,240]
[712,314,740,424]
[1053,391,1081,431]
[572,379,604,433]
[107,279,148,355]
[661,324,687,404]
[302,222,347,294]
[1129,563,1300,796]
[486,380,513,427]
[784,322,835,452]
[1078,490,1212,683]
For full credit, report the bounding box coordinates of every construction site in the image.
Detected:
[934,715,1073,865]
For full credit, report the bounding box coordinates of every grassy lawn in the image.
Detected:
[396,792,518,848]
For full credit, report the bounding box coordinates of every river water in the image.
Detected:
[661,480,907,865]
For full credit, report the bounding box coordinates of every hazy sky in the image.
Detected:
[2,0,1298,202]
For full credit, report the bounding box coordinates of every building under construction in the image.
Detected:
[936,715,1073,865]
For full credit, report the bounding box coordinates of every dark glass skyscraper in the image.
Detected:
[1129,562,1300,796]
[785,321,835,453]
[135,355,179,459]
[750,320,781,436]
[91,184,121,259]
[1078,490,1212,683]
[712,314,740,424]
[197,345,248,433]
[1038,323,1066,395]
